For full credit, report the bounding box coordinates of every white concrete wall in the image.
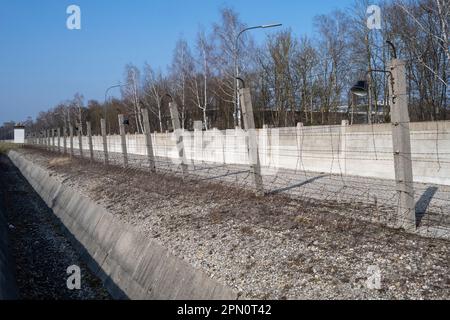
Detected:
[39,121,450,186]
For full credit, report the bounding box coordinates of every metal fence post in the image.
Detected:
[118,114,128,167]
[141,108,156,172]
[169,101,188,178]
[239,86,264,196]
[389,58,415,231]
[101,119,109,165]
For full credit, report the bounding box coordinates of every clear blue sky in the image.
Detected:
[0,0,356,124]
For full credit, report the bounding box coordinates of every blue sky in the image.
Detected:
[0,0,356,124]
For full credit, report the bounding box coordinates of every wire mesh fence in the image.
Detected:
[26,116,450,240]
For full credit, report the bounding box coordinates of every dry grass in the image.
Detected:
[0,142,20,154]
[48,157,71,167]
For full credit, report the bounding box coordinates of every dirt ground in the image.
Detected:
[10,147,450,300]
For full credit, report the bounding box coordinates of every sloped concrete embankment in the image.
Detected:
[8,150,237,300]
[0,197,19,299]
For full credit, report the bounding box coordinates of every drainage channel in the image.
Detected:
[0,155,110,300]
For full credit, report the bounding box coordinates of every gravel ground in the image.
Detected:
[100,149,450,234]
[12,148,450,300]
[0,154,110,300]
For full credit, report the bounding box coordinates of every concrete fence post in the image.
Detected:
[69,125,74,158]
[340,120,349,175]
[118,115,128,167]
[63,126,67,154]
[51,129,55,152]
[351,94,357,125]
[239,87,264,196]
[101,119,109,165]
[141,108,156,172]
[169,102,188,178]
[389,58,415,231]
[86,121,94,161]
[56,128,60,153]
[47,129,50,151]
[296,123,304,171]
[77,124,84,158]
[261,125,270,167]
[194,121,203,162]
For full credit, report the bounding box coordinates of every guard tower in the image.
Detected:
[14,125,25,144]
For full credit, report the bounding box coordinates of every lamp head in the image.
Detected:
[350,80,368,97]
[262,23,282,28]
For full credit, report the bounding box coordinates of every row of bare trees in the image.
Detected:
[12,0,448,136]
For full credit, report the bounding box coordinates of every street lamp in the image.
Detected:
[350,68,394,124]
[234,23,282,128]
[104,84,124,118]
[104,83,125,134]
[350,41,398,122]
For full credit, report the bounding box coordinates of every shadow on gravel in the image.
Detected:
[268,174,328,195]
[416,186,439,226]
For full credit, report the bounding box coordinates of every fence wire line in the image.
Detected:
[27,119,450,239]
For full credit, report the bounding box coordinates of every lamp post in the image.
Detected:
[104,83,124,134]
[234,23,282,128]
[104,84,123,118]
[350,42,415,231]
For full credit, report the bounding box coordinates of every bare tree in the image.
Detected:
[123,64,144,133]
[190,29,214,129]
[170,38,195,129]
[143,64,166,132]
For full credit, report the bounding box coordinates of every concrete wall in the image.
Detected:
[0,200,18,299]
[40,120,450,186]
[8,150,238,300]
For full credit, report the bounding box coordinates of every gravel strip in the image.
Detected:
[14,148,450,300]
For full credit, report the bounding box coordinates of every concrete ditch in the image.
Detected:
[0,205,19,299]
[7,150,238,300]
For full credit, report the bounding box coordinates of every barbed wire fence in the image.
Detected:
[23,60,450,241]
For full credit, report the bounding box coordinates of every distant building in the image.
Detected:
[14,125,25,144]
